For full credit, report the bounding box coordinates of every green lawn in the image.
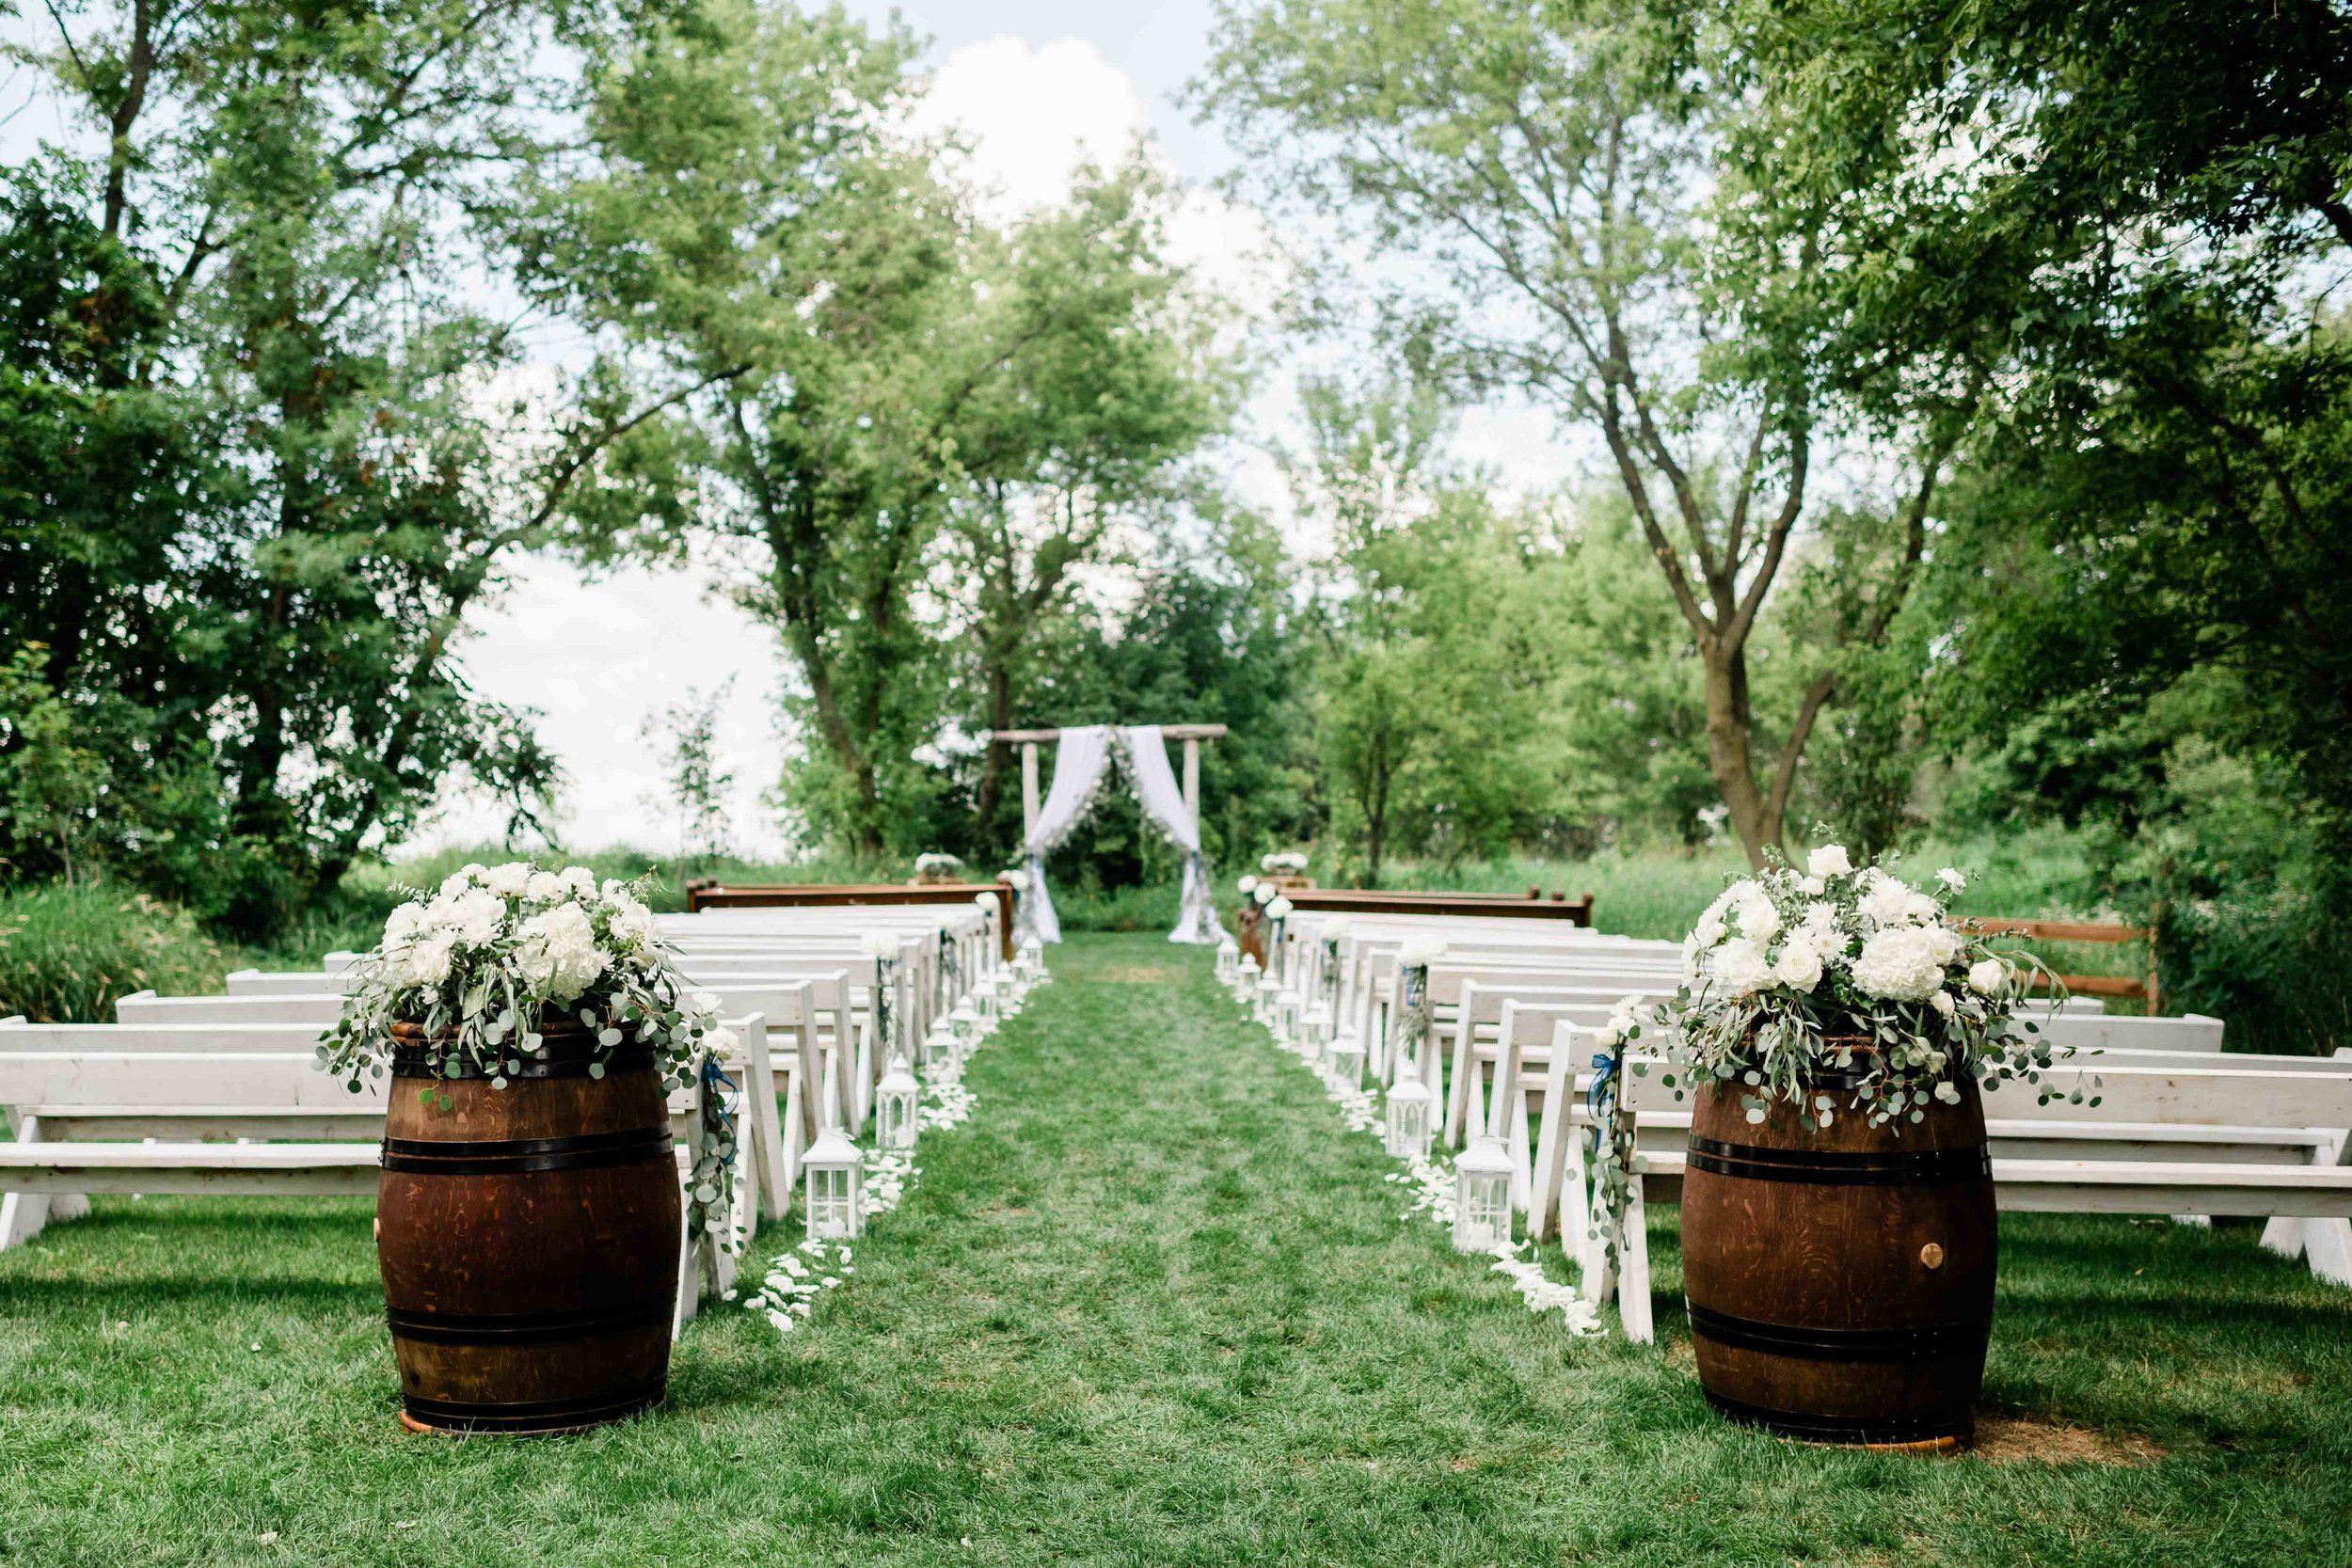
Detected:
[4,934,2350,1566]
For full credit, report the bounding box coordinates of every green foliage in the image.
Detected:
[0,881,228,1022]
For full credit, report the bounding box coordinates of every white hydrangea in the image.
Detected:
[526,870,568,903]
[1253,883,1277,905]
[427,888,508,946]
[1266,895,1295,920]
[1850,926,1949,1002]
[1236,875,1258,894]
[561,865,598,898]
[383,900,428,947]
[1710,937,1773,997]
[438,865,484,897]
[1808,845,1853,878]
[403,934,455,988]
[1321,914,1351,940]
[516,903,609,1002]
[1397,936,1449,969]
[483,863,532,898]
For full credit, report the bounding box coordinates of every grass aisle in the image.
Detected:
[5,934,2352,1566]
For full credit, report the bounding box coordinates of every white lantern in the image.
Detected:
[1304,1000,1334,1053]
[921,1021,960,1078]
[1215,933,1238,985]
[1235,954,1261,1006]
[1386,1069,1434,1159]
[1254,967,1280,1024]
[1325,1033,1366,1093]
[1453,1135,1514,1252]
[1273,986,1302,1044]
[1017,939,1044,976]
[803,1125,866,1241]
[877,1056,920,1149]
[947,999,981,1047]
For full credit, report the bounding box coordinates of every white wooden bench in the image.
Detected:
[1590,1050,2352,1340]
[0,1023,776,1335]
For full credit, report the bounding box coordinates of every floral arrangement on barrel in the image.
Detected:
[320,863,739,1240]
[1652,844,2079,1129]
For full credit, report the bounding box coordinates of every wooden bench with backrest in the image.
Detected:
[0,1017,780,1335]
[1589,1044,2352,1341]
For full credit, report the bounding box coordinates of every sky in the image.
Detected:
[3,1,1580,862]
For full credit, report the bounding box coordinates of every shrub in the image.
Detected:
[0,881,230,1022]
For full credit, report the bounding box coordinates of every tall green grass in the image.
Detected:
[0,882,234,1022]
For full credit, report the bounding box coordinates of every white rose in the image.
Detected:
[1808,845,1852,878]
[1929,990,1956,1018]
[862,929,901,961]
[561,866,598,898]
[1771,939,1823,991]
[609,905,659,949]
[1937,867,1966,893]
[706,1026,740,1057]
[483,863,532,898]
[687,990,722,1017]
[1920,924,1964,967]
[438,867,482,897]
[1254,884,1276,905]
[1236,875,1258,895]
[1321,915,1351,940]
[1851,927,1947,1002]
[1967,958,2007,996]
[1710,937,1772,997]
[1728,882,1781,942]
[1800,876,1825,895]
[1267,895,1294,920]
[525,871,567,902]
[1003,869,1031,892]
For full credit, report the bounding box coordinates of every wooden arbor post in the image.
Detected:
[983,725,1229,847]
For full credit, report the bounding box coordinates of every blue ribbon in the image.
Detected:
[1585,1049,1618,1161]
[699,1054,739,1138]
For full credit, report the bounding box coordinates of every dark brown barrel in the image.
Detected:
[1680,1066,1996,1449]
[377,1023,680,1435]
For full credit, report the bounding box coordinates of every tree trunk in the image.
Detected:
[971,655,1014,860]
[1700,640,1779,867]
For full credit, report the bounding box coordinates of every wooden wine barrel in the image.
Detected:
[377,1023,680,1435]
[1680,1061,1997,1450]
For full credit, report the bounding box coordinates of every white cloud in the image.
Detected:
[911,36,1153,219]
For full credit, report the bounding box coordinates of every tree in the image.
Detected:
[642,681,735,875]
[1197,0,1977,865]
[0,0,693,928]
[527,7,1232,859]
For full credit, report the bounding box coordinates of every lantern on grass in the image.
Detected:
[1216,932,1238,985]
[1254,966,1281,1025]
[1273,986,1302,1043]
[1385,1069,1435,1158]
[876,1056,920,1149]
[1235,954,1261,1006]
[803,1125,866,1241]
[947,999,981,1049]
[1453,1135,1514,1252]
[921,1020,960,1078]
[1303,999,1334,1053]
[1325,1032,1367,1093]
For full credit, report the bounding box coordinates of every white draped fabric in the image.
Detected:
[1018,725,1115,946]
[1015,723,1219,945]
[1116,725,1219,944]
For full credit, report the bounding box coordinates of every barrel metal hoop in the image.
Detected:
[401,1381,666,1434]
[1702,1386,1974,1446]
[380,1125,675,1176]
[1687,1302,1991,1364]
[388,1298,675,1346]
[1686,1134,1991,1186]
[389,1042,657,1082]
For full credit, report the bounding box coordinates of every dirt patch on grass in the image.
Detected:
[1094,965,1186,985]
[1970,1417,2165,1466]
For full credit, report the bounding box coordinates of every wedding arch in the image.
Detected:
[984,724,1225,945]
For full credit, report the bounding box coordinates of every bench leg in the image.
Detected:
[2261,1215,2308,1260]
[0,1113,67,1251]
[1617,1178,1654,1344]
[1442,1021,1476,1148]
[739,1020,789,1224]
